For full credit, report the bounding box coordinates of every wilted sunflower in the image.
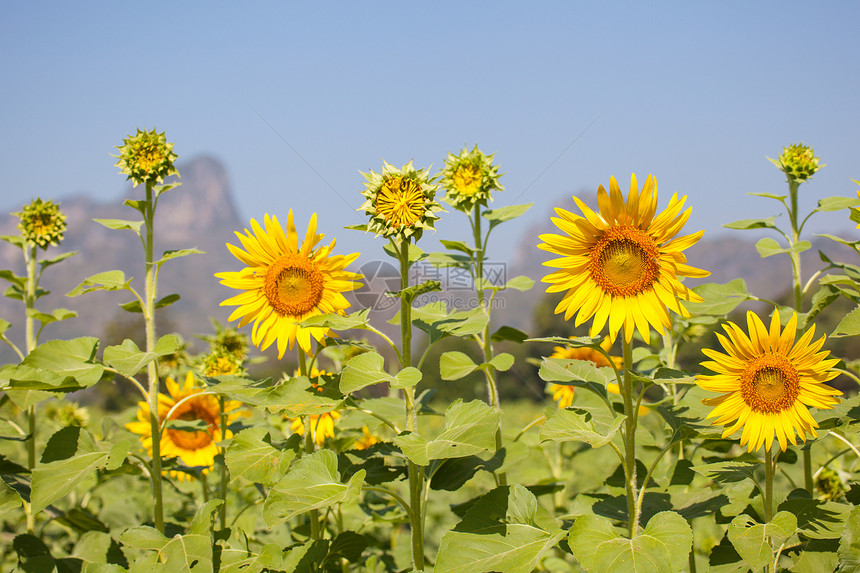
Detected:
[126,372,245,481]
[216,211,361,357]
[538,174,708,344]
[546,339,649,414]
[440,145,504,212]
[697,311,841,453]
[359,161,443,240]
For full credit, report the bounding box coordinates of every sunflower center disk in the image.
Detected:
[167,402,217,450]
[453,165,481,196]
[741,354,800,414]
[590,226,660,297]
[264,253,325,318]
[376,177,425,227]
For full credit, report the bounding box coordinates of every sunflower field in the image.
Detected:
[2,131,860,572]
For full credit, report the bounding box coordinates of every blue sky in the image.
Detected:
[2,2,859,264]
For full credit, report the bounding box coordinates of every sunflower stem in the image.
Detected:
[621,330,639,537]
[398,238,424,571]
[765,448,776,572]
[472,204,506,486]
[23,243,37,534]
[218,395,228,530]
[143,182,165,534]
[298,349,322,541]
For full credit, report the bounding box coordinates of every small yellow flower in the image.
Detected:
[115,128,178,187]
[440,145,504,212]
[352,426,381,450]
[697,312,841,452]
[359,161,443,240]
[201,351,244,377]
[126,372,245,481]
[15,198,67,249]
[768,143,822,183]
[286,367,341,447]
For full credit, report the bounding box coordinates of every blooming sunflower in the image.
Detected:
[546,339,649,415]
[215,211,361,357]
[440,145,504,212]
[126,372,245,481]
[697,311,841,453]
[286,367,341,447]
[359,161,443,240]
[538,174,709,344]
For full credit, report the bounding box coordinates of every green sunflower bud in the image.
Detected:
[115,128,178,187]
[359,161,443,241]
[815,467,846,501]
[440,145,504,212]
[201,350,244,377]
[768,143,823,183]
[15,198,67,249]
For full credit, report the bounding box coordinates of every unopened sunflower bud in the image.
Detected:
[115,128,178,187]
[201,351,244,377]
[441,145,504,212]
[769,143,822,183]
[16,198,67,249]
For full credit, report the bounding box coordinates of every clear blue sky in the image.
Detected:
[3,2,859,265]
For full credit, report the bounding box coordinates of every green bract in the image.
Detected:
[768,142,823,183]
[440,144,504,212]
[15,198,67,249]
[114,127,178,187]
[359,160,443,241]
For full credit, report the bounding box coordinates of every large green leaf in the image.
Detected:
[340,351,390,393]
[0,337,103,391]
[103,339,155,379]
[263,450,365,526]
[257,375,340,417]
[434,484,563,573]
[538,357,612,386]
[569,511,692,572]
[67,270,133,296]
[395,399,500,466]
[687,279,753,317]
[839,507,860,569]
[727,512,797,570]
[0,478,22,517]
[755,237,811,258]
[831,305,860,338]
[219,544,292,573]
[482,203,533,227]
[539,408,626,448]
[439,351,478,380]
[31,428,110,513]
[225,427,295,486]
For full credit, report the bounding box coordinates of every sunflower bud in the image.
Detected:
[768,143,822,183]
[359,161,443,241]
[440,145,504,212]
[201,350,244,377]
[115,128,178,187]
[15,198,67,249]
[815,467,846,501]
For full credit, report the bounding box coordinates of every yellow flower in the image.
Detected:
[440,145,504,212]
[114,128,178,187]
[126,373,245,481]
[15,198,67,249]
[538,174,709,344]
[290,411,341,447]
[546,339,649,415]
[201,351,244,377]
[216,211,361,357]
[697,311,841,453]
[768,143,822,183]
[359,161,443,240]
[352,426,380,450]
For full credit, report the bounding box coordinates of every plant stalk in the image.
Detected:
[23,243,37,534]
[298,349,322,541]
[218,395,228,530]
[621,330,639,537]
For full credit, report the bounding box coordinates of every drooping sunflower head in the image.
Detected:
[125,372,245,481]
[15,198,67,249]
[440,145,504,212]
[114,128,178,187]
[697,311,841,453]
[216,211,362,357]
[768,143,822,184]
[359,161,443,241]
[546,339,620,409]
[538,174,710,344]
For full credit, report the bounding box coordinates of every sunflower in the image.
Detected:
[440,145,504,212]
[538,174,709,344]
[546,339,649,415]
[697,311,841,452]
[285,367,341,447]
[15,198,67,249]
[114,128,178,187]
[126,372,245,481]
[215,211,361,357]
[352,426,381,450]
[359,161,443,240]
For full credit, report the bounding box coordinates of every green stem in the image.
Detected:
[621,330,639,537]
[399,238,424,571]
[23,243,37,534]
[143,182,164,533]
[298,350,322,541]
[218,395,228,530]
[472,205,506,486]
[764,449,774,523]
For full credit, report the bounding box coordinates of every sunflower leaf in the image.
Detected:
[540,408,626,448]
[31,428,111,513]
[482,203,533,227]
[260,376,340,417]
[164,419,210,432]
[0,337,103,391]
[226,427,296,486]
[440,351,478,381]
[154,248,205,266]
[831,305,860,338]
[340,351,392,393]
[723,216,779,231]
[37,251,77,270]
[67,270,133,297]
[93,218,144,234]
[491,325,529,343]
[755,237,811,258]
[691,460,760,484]
[263,450,365,526]
[390,366,421,389]
[485,352,514,372]
[434,484,563,573]
[816,195,860,212]
[569,511,692,572]
[301,309,371,330]
[728,512,797,570]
